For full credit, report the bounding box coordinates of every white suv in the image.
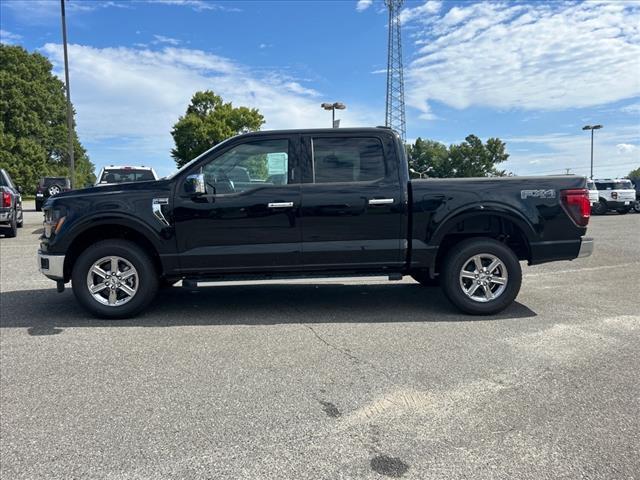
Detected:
[592,178,636,214]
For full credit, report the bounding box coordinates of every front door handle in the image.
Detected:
[368,198,394,205]
[268,202,294,208]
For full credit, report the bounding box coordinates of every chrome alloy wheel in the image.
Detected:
[86,256,138,306]
[48,185,61,196]
[459,253,508,303]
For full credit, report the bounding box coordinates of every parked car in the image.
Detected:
[95,166,158,185]
[35,177,71,212]
[631,178,640,213]
[591,178,636,214]
[37,127,593,319]
[586,179,599,207]
[0,168,24,237]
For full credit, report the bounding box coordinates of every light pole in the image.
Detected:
[60,0,75,188]
[582,124,603,179]
[321,102,346,128]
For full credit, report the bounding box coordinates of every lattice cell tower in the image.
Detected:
[385,0,406,141]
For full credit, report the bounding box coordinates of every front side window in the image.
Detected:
[312,137,385,184]
[201,139,289,194]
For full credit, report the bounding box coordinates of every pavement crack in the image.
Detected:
[304,324,361,363]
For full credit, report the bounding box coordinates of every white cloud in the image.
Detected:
[616,143,638,154]
[404,2,640,119]
[399,1,442,24]
[144,0,241,12]
[356,0,373,12]
[40,43,380,174]
[152,34,181,45]
[621,103,640,115]
[0,29,22,44]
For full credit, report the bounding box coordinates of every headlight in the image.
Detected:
[43,207,67,238]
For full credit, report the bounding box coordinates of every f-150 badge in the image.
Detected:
[521,189,556,199]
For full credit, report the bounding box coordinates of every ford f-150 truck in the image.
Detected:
[37,128,593,318]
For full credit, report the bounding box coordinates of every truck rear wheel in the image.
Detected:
[441,238,522,315]
[72,239,158,319]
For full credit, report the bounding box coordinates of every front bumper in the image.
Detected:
[38,250,65,280]
[578,237,593,258]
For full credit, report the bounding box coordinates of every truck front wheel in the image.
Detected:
[441,238,522,315]
[72,239,159,319]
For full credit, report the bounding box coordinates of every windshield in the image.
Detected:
[595,181,633,190]
[41,177,70,188]
[99,169,155,184]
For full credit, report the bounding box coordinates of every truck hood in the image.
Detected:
[51,179,171,200]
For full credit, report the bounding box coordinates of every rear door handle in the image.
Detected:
[268,202,294,208]
[368,198,394,205]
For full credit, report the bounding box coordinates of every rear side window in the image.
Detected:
[312,137,385,183]
[595,181,632,190]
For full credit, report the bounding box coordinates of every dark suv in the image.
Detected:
[35,177,71,212]
[0,168,24,237]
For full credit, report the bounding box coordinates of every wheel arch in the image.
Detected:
[428,206,535,274]
[63,220,163,281]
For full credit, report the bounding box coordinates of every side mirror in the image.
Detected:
[184,173,206,195]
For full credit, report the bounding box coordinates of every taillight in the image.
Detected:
[561,188,590,227]
[1,192,11,208]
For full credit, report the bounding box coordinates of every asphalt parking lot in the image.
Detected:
[1,202,639,480]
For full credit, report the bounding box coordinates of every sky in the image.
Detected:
[1,0,639,179]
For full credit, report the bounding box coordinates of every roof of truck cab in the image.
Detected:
[237,127,399,136]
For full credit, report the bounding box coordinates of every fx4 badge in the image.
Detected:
[521,189,556,200]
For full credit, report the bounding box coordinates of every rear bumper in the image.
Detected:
[578,237,593,258]
[0,210,12,223]
[38,250,65,280]
[529,237,593,264]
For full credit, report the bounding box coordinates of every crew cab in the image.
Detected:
[37,128,593,319]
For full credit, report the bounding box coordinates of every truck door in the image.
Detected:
[172,135,302,273]
[299,133,405,269]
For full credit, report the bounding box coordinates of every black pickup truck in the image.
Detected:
[38,128,593,318]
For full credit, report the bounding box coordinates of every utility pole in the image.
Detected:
[385,0,406,141]
[60,0,75,188]
[582,124,603,179]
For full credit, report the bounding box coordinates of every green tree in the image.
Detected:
[407,135,509,178]
[171,90,265,168]
[0,44,95,193]
[627,166,640,180]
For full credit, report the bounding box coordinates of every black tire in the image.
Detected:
[633,201,640,213]
[35,201,42,212]
[72,239,158,319]
[591,200,607,215]
[616,207,630,215]
[16,208,23,228]
[410,271,439,287]
[440,237,522,315]
[5,214,17,238]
